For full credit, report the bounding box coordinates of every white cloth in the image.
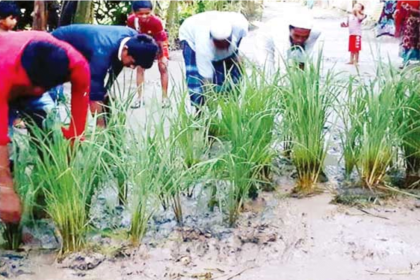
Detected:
[179,11,249,79]
[118,37,131,61]
[254,17,322,75]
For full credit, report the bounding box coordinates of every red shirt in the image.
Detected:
[0,31,90,146]
[127,14,167,42]
[127,14,169,58]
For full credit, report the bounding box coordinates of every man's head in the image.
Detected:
[21,41,70,90]
[288,16,313,47]
[121,34,158,69]
[0,1,19,31]
[132,0,153,23]
[210,20,233,50]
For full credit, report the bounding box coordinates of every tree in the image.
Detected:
[74,0,94,24]
[32,0,47,30]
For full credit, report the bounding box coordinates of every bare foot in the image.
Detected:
[346,61,354,65]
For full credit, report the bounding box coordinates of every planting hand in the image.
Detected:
[0,186,22,224]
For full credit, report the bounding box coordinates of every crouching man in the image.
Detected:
[52,25,159,127]
[179,11,249,109]
[0,31,90,224]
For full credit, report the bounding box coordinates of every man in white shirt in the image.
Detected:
[179,11,249,107]
[255,15,322,74]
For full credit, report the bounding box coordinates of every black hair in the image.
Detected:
[132,0,153,12]
[0,1,20,20]
[125,34,159,69]
[21,41,70,90]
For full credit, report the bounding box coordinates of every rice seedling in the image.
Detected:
[141,116,194,226]
[281,56,340,194]
[171,96,211,196]
[397,69,420,188]
[30,126,106,253]
[206,71,279,225]
[125,136,157,246]
[356,66,407,189]
[338,77,366,179]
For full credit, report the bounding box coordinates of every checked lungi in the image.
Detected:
[182,40,242,106]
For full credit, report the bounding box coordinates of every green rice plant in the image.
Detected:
[30,128,106,253]
[125,136,157,246]
[207,78,278,225]
[102,72,137,205]
[171,95,211,196]
[338,77,367,179]
[142,116,194,226]
[397,69,420,188]
[281,56,340,194]
[356,66,407,189]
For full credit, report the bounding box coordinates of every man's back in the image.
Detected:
[52,24,137,63]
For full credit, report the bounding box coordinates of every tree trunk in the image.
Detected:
[32,0,47,30]
[74,0,94,24]
[166,0,178,33]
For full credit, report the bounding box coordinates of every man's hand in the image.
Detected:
[0,186,22,224]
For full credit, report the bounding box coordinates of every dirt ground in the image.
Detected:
[2,2,420,280]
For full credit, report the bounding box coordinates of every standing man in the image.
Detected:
[128,0,170,108]
[179,11,249,108]
[255,15,322,73]
[52,24,159,127]
[0,31,90,224]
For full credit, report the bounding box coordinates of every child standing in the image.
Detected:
[0,1,19,32]
[127,0,170,108]
[341,3,367,65]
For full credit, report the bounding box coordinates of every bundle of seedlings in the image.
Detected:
[398,69,420,188]
[101,75,137,205]
[142,117,197,226]
[208,82,277,225]
[356,67,407,190]
[31,127,106,253]
[338,77,366,180]
[281,56,340,194]
[171,96,211,197]
[125,132,158,246]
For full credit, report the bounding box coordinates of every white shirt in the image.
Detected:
[179,11,249,79]
[253,17,322,75]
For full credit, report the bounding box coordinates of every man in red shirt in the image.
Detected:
[0,31,90,224]
[127,0,170,108]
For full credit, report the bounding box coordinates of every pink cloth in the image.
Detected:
[348,14,364,36]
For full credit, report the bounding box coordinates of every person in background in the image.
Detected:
[52,24,159,127]
[255,14,322,73]
[394,0,420,67]
[0,1,19,33]
[179,11,249,110]
[128,0,170,109]
[341,3,367,65]
[377,0,397,37]
[0,31,90,224]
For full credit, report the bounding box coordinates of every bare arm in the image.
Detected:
[0,84,22,224]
